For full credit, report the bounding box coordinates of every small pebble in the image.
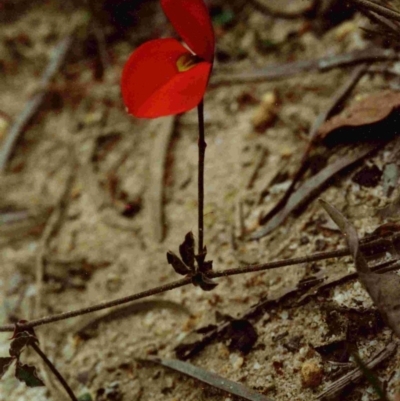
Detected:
[252,92,278,132]
[229,353,244,370]
[301,359,323,388]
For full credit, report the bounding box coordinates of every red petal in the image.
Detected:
[121,38,211,118]
[138,61,211,117]
[161,0,214,62]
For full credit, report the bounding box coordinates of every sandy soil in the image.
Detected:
[1,1,400,400]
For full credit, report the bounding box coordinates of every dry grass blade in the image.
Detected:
[142,357,273,401]
[320,200,400,338]
[319,199,369,273]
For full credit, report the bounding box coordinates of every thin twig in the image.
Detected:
[0,35,72,172]
[0,231,398,332]
[259,63,368,226]
[350,0,400,24]
[34,157,76,401]
[360,8,400,37]
[30,341,78,401]
[213,235,398,277]
[210,47,399,87]
[197,100,206,258]
[0,277,192,332]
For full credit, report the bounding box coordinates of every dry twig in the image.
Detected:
[0,35,72,172]
[210,48,398,87]
[350,0,400,23]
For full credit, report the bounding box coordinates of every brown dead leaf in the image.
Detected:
[320,200,400,339]
[318,90,400,139]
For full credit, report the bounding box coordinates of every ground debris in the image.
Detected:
[321,200,400,338]
[317,342,396,400]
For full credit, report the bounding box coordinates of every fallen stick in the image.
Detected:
[0,35,72,172]
[210,47,399,87]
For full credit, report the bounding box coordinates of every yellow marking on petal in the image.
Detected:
[176,53,202,72]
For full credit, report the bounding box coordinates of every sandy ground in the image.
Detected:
[1,0,400,400]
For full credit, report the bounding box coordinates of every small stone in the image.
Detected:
[301,359,323,388]
[253,362,262,370]
[229,353,244,370]
[252,92,278,132]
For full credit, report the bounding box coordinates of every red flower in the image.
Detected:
[121,0,215,118]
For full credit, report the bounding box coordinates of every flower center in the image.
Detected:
[176,53,202,72]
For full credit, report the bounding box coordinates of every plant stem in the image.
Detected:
[30,341,78,401]
[197,99,206,259]
[0,235,396,333]
[0,277,191,332]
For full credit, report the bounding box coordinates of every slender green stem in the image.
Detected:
[197,100,206,259]
[30,341,78,401]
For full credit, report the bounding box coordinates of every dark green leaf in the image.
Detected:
[212,9,235,27]
[78,393,93,401]
[0,357,14,379]
[15,362,44,387]
[167,251,190,275]
[179,232,195,269]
